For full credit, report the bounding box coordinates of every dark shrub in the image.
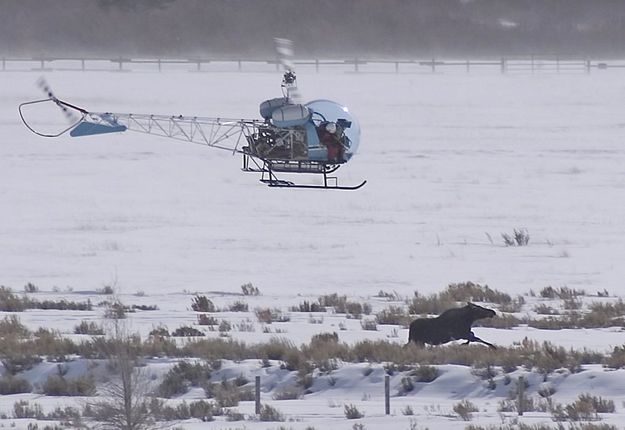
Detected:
[74,321,104,335]
[209,380,241,407]
[24,282,39,293]
[318,293,348,312]
[98,285,115,295]
[189,400,217,421]
[149,326,170,338]
[453,399,478,421]
[442,282,513,305]
[42,374,96,396]
[13,400,44,419]
[407,292,455,315]
[273,385,303,400]
[290,300,323,312]
[311,332,339,344]
[578,393,615,413]
[0,375,32,394]
[131,304,158,311]
[172,326,205,337]
[241,283,260,296]
[539,286,585,299]
[0,315,29,338]
[376,306,409,325]
[104,300,126,319]
[228,301,248,312]
[344,404,363,419]
[159,360,212,398]
[197,314,219,326]
[259,404,285,421]
[0,287,26,311]
[158,370,188,398]
[191,295,216,312]
[255,307,289,324]
[412,365,439,382]
[1,354,42,375]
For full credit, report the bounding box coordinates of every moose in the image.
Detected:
[407,302,497,349]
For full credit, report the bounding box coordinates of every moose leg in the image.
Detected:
[473,337,497,349]
[463,332,497,349]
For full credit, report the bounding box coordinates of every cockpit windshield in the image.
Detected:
[305,99,360,160]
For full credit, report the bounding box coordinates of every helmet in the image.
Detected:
[325,122,337,134]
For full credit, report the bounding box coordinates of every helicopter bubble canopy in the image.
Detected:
[305,99,360,160]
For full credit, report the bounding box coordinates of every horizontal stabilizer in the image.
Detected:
[70,121,127,137]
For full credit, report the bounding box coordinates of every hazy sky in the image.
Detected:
[2,0,625,57]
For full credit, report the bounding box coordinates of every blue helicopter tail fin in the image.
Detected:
[70,114,127,137]
[70,121,126,137]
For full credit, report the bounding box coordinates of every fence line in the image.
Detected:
[0,55,619,74]
[249,374,527,417]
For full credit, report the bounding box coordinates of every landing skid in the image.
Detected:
[243,154,366,191]
[263,179,367,190]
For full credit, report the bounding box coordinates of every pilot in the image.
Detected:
[319,122,344,163]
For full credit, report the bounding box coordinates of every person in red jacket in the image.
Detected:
[318,122,344,163]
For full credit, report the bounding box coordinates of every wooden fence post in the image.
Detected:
[384,375,390,415]
[518,375,525,416]
[255,375,261,415]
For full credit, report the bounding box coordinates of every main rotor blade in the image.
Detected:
[275,37,295,72]
[274,37,302,104]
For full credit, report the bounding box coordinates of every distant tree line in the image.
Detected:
[2,0,625,58]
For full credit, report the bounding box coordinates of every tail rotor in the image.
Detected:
[19,77,89,137]
[36,77,82,123]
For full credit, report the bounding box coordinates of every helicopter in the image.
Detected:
[18,39,366,190]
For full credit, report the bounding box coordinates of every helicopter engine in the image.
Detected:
[250,98,311,160]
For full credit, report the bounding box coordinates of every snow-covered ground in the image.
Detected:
[2,67,625,429]
[4,67,625,297]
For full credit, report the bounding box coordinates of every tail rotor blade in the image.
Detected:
[37,77,80,123]
[37,77,55,99]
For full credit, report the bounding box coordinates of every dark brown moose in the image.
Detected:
[407,302,497,349]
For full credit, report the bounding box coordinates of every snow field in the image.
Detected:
[2,68,625,428]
